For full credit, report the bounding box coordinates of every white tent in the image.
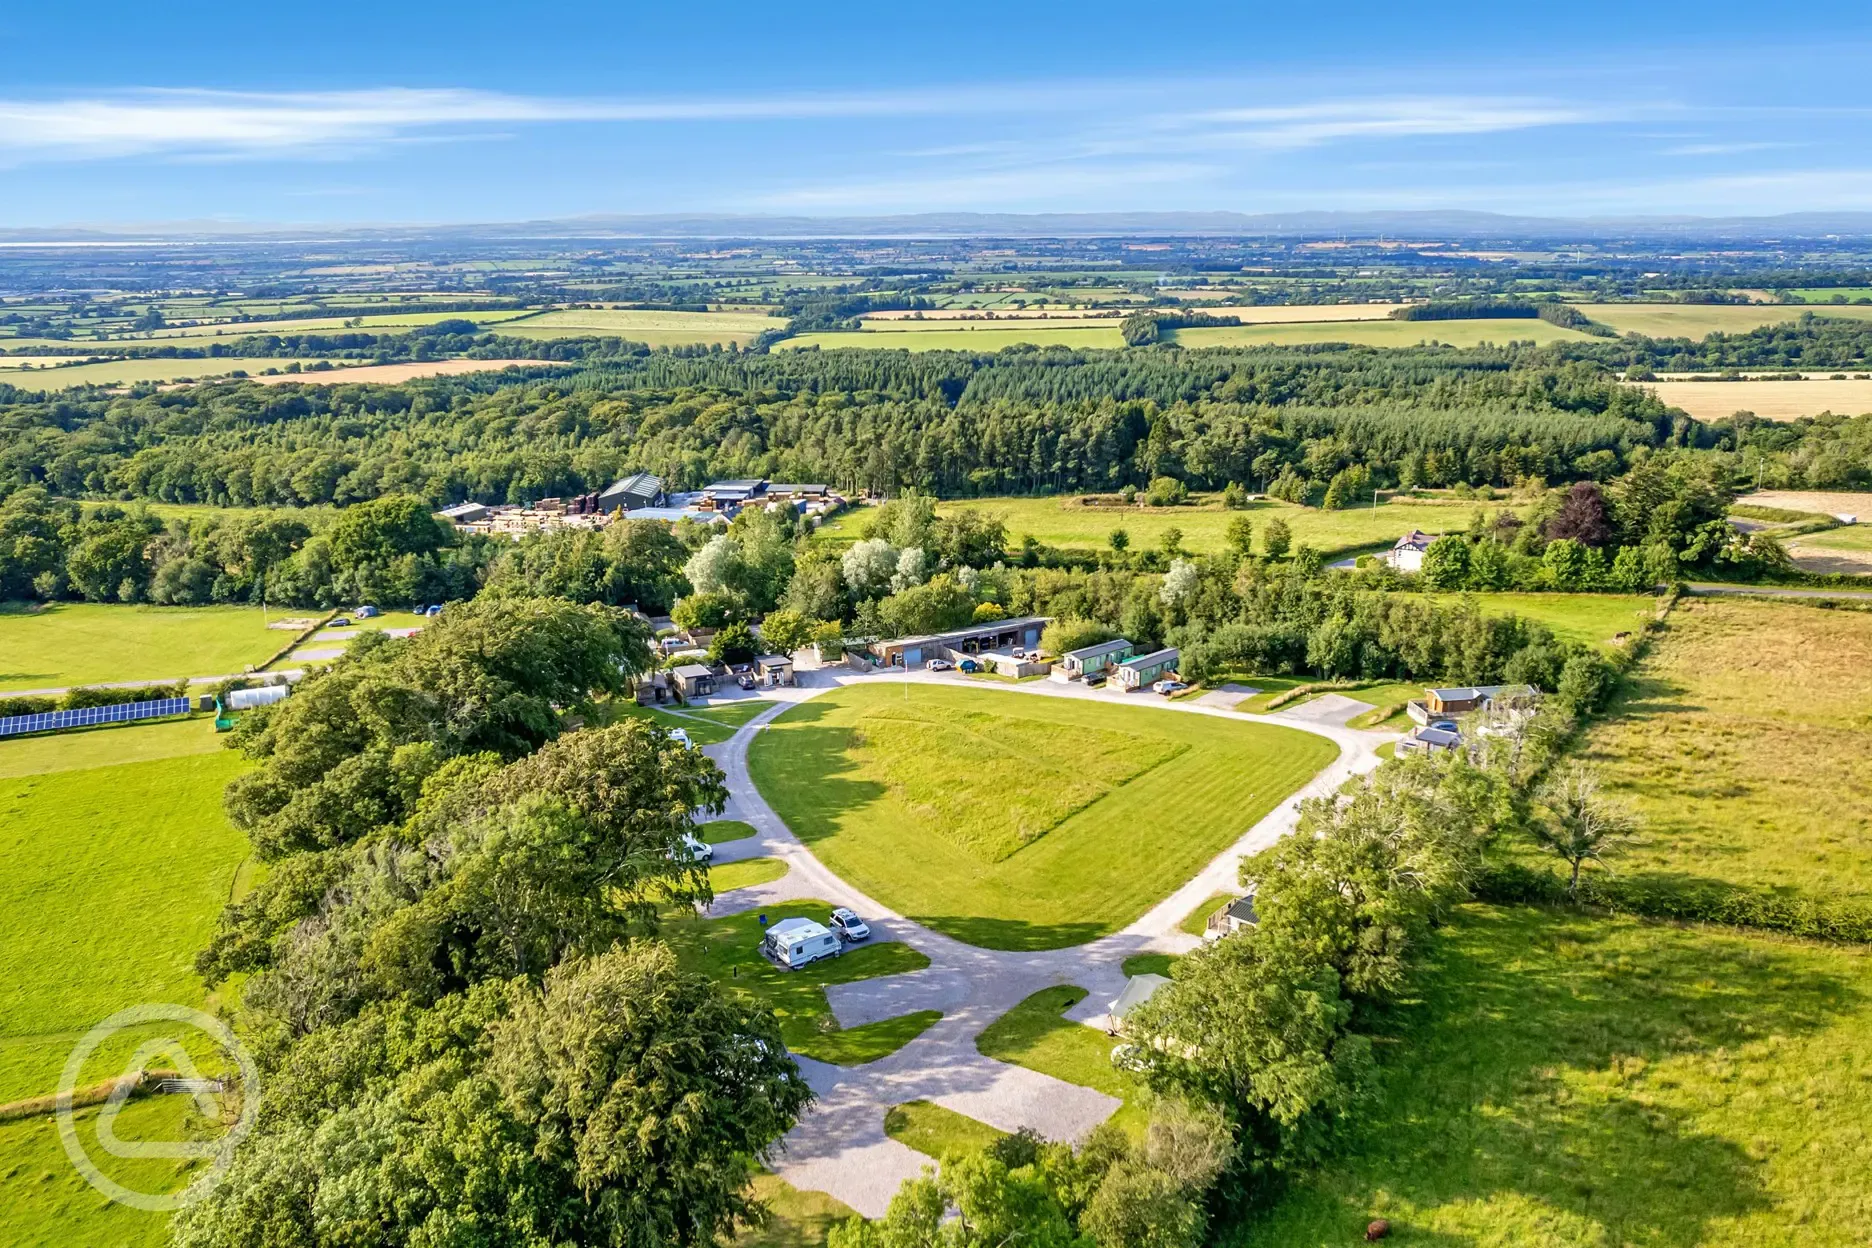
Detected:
[1107,973,1171,1024]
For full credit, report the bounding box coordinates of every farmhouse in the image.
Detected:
[1204,892,1259,939]
[1384,530,1434,572]
[671,663,717,698]
[1057,637,1135,679]
[597,471,665,512]
[1112,647,1180,691]
[1408,682,1542,724]
[866,616,1049,670]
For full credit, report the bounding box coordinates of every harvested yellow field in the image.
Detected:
[1738,490,1872,518]
[1172,318,1592,349]
[1639,379,1872,422]
[494,307,778,346]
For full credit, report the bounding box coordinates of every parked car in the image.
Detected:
[671,831,713,863]
[667,727,692,749]
[1085,671,1107,686]
[1430,719,1459,733]
[1153,679,1188,695]
[425,604,443,617]
[330,617,352,628]
[828,907,871,941]
[927,658,954,671]
[411,604,428,616]
[737,673,757,690]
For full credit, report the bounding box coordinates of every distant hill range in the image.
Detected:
[10,210,1872,243]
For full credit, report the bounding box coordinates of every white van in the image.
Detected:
[761,917,843,970]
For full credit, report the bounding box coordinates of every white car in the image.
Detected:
[1153,679,1188,696]
[828,907,871,941]
[672,831,713,863]
[926,659,954,672]
[667,727,692,748]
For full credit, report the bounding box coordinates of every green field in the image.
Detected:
[0,746,250,1103]
[608,697,773,745]
[658,899,940,1065]
[1791,524,1872,551]
[931,494,1504,558]
[495,308,779,346]
[1569,597,1872,902]
[0,602,289,692]
[1171,318,1593,349]
[700,818,759,844]
[1581,302,1872,339]
[783,316,1592,354]
[746,684,1337,949]
[735,1174,857,1248]
[1,1097,207,1247]
[1236,905,1872,1247]
[975,985,1146,1136]
[1429,591,1660,647]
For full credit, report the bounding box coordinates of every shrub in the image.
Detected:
[1146,476,1189,507]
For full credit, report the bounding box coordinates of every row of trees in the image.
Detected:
[181,597,815,1247]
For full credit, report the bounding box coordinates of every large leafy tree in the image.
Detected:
[173,945,810,1248]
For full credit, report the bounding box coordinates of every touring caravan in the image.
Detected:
[761,917,843,970]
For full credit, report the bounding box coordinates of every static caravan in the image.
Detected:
[1059,638,1134,679]
[1112,647,1180,691]
[762,917,843,969]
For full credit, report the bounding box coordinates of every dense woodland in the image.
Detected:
[6,331,1870,518]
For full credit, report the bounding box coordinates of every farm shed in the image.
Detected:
[866,616,1049,670]
[671,664,717,698]
[1112,647,1180,690]
[597,471,665,512]
[1058,637,1135,678]
[756,654,795,687]
[438,501,489,525]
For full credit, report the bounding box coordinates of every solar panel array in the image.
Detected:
[0,696,191,739]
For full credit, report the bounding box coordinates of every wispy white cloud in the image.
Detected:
[0,84,1615,166]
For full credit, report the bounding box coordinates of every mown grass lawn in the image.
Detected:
[1564,597,1872,902]
[0,716,220,780]
[747,684,1336,949]
[709,856,789,892]
[884,1100,1008,1160]
[975,985,1147,1137]
[1232,905,1872,1247]
[699,818,759,844]
[0,747,250,1104]
[658,899,938,1065]
[0,601,288,692]
[608,697,773,746]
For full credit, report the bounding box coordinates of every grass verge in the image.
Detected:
[976,986,1145,1137]
[884,1100,1007,1160]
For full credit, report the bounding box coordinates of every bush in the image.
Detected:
[1474,863,1872,943]
[1146,476,1189,507]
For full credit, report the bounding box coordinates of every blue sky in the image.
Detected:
[3,1,1872,227]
